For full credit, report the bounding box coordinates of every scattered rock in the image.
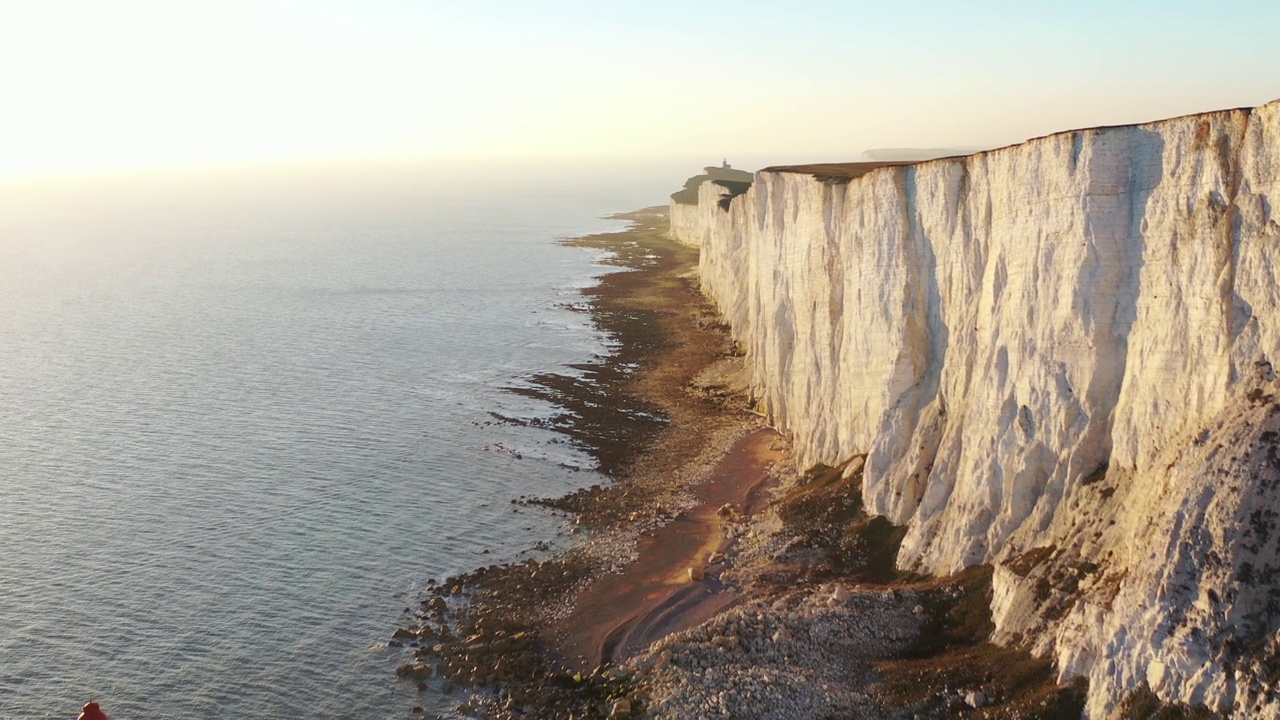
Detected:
[609,697,632,717]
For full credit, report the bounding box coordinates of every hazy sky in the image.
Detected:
[3,0,1278,177]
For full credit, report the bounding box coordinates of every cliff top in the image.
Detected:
[671,164,755,205]
[762,101,1274,187]
[761,160,950,184]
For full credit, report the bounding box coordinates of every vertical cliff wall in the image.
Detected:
[669,200,705,246]
[687,100,1280,717]
[669,165,755,246]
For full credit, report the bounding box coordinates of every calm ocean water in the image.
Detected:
[0,162,687,719]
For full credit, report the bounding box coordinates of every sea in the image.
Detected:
[0,160,691,719]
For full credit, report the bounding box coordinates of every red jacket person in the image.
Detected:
[77,701,109,720]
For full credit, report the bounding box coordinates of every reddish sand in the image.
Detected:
[550,428,783,669]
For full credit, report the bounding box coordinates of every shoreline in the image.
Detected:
[395,206,1090,720]
[552,427,783,670]
[396,206,771,718]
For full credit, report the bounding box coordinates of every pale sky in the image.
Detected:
[2,0,1278,177]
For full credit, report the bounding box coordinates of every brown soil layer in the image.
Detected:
[761,160,920,183]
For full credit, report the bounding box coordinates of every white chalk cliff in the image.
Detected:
[679,100,1280,717]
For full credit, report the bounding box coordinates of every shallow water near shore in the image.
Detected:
[0,162,688,719]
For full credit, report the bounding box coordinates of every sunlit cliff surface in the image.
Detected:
[676,100,1280,717]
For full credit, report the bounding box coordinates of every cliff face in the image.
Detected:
[669,200,705,247]
[669,165,755,246]
[687,100,1280,717]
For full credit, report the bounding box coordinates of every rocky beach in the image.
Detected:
[391,206,1103,720]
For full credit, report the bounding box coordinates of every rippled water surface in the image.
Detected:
[0,163,682,719]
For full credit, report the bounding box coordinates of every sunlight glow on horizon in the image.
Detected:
[2,0,1278,179]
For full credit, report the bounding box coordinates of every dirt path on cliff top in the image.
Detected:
[523,206,776,670]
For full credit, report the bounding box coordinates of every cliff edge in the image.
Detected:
[680,100,1280,718]
[669,162,754,246]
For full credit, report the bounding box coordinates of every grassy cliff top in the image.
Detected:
[671,166,755,205]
